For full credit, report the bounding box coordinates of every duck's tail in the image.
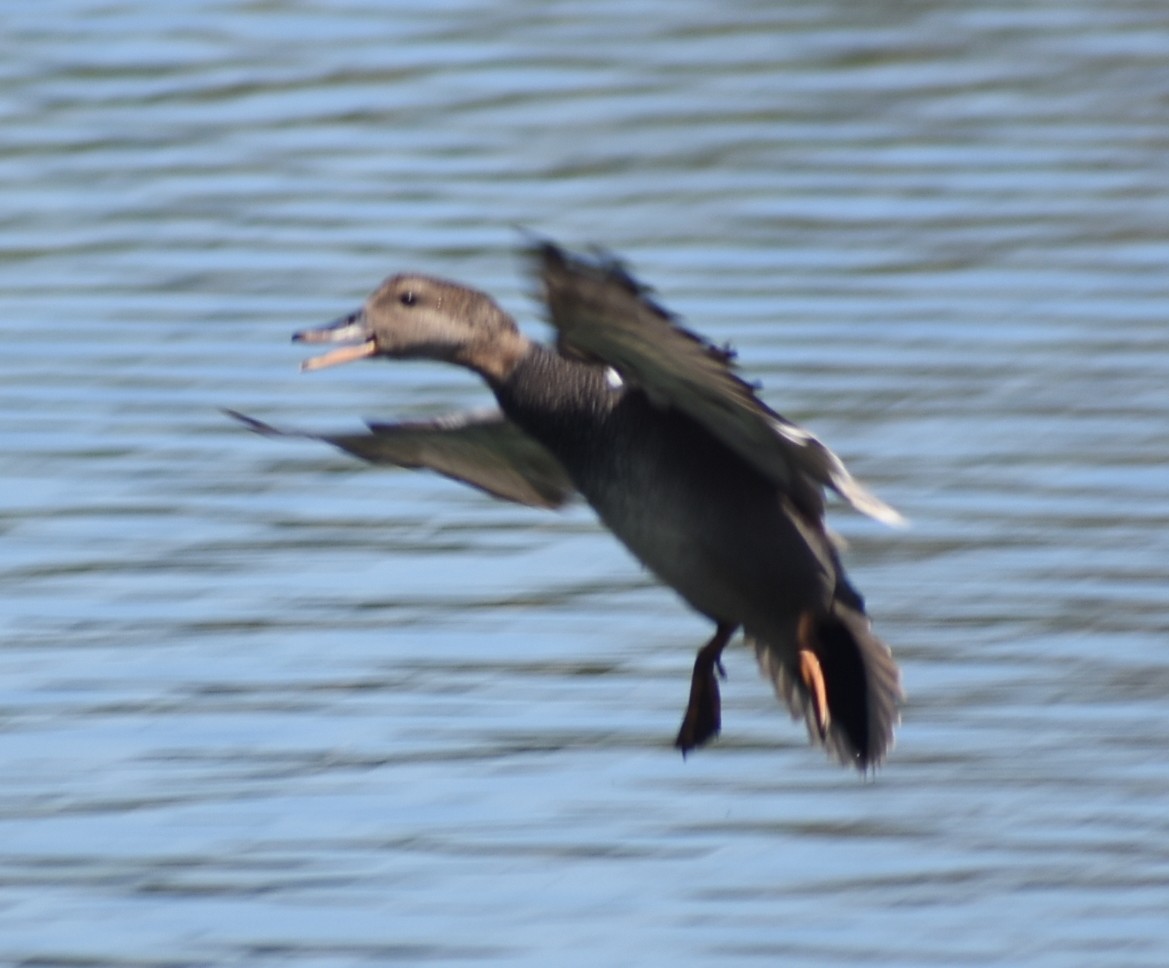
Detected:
[751,596,901,771]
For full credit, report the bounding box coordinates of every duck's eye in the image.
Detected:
[399,291,417,307]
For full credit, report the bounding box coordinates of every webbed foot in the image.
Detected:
[674,622,737,755]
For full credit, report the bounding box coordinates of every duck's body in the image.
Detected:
[494,344,827,634]
[233,241,903,770]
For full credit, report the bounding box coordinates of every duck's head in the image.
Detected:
[295,274,528,381]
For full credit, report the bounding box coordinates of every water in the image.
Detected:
[3,1,1168,965]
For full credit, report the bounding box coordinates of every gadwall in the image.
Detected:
[231,241,903,770]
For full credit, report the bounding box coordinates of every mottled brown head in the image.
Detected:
[295,274,529,382]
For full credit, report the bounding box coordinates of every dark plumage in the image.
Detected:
[232,240,904,770]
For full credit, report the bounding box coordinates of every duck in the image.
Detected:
[230,240,904,771]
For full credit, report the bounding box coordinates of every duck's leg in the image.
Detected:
[674,622,737,756]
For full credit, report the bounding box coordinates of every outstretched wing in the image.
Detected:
[532,242,902,526]
[225,409,576,510]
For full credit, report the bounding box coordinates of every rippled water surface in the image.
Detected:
[3,2,1168,965]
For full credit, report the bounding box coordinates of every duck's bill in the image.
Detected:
[293,311,377,372]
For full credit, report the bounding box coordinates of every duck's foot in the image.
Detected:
[797,611,831,741]
[674,622,737,756]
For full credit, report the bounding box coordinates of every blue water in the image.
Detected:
[2,1,1168,965]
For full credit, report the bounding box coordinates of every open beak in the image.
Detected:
[293,310,377,372]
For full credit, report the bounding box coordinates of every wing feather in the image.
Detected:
[225,409,575,510]
[532,242,902,525]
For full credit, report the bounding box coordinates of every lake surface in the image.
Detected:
[2,1,1168,965]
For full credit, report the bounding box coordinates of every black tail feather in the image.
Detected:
[753,601,901,771]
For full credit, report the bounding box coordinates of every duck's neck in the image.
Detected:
[458,325,532,384]
[487,344,612,446]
